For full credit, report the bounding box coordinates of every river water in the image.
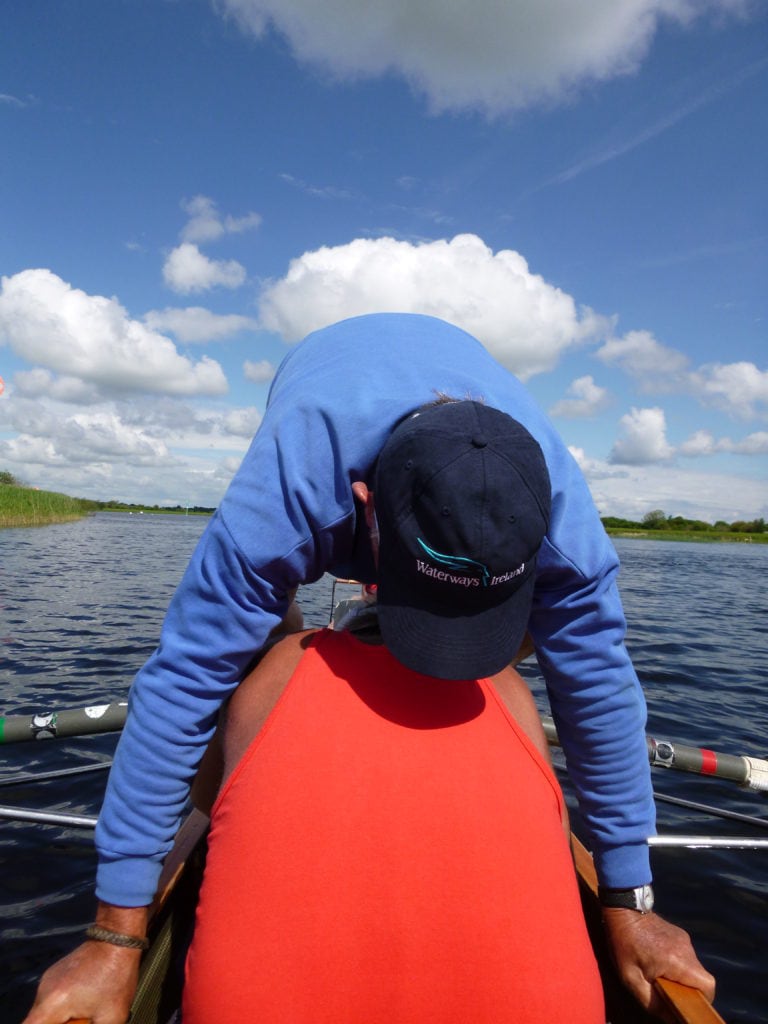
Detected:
[0,513,766,1022]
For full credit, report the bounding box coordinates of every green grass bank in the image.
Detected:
[604,527,768,544]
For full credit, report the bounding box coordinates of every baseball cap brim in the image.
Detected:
[376,559,536,681]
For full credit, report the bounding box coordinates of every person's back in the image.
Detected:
[182,628,605,1022]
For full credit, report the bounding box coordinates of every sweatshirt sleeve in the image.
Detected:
[95,400,362,906]
[528,446,656,889]
[94,512,304,905]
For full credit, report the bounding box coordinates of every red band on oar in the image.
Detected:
[700,748,718,775]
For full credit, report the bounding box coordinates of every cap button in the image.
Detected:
[471,434,487,448]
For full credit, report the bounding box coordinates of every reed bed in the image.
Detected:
[0,486,91,528]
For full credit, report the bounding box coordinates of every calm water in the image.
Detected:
[1,515,766,1022]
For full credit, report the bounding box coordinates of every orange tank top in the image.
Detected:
[183,630,604,1022]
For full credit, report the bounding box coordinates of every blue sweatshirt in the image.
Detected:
[95,313,655,905]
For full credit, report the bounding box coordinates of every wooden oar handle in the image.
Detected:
[654,978,726,1024]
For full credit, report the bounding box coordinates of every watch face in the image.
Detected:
[638,884,654,912]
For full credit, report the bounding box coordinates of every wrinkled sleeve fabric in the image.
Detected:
[528,443,655,889]
[95,405,363,905]
[95,316,436,906]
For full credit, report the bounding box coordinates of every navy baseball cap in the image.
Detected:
[373,401,551,680]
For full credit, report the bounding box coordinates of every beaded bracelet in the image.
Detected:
[85,924,149,951]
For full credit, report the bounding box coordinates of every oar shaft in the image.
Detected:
[3,701,766,793]
[0,761,112,788]
[0,702,128,744]
[0,805,98,828]
[648,736,750,785]
[649,835,768,849]
[542,717,768,790]
[655,792,768,830]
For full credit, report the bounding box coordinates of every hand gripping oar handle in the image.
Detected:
[571,835,725,1023]
[654,978,726,1024]
[0,702,128,744]
[542,716,768,791]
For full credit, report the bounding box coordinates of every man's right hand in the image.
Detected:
[22,938,141,1024]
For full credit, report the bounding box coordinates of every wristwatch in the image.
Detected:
[598,883,655,914]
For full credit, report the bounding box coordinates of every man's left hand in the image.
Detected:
[602,908,716,1021]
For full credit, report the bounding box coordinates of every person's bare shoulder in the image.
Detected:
[222,629,322,775]
[257,626,319,665]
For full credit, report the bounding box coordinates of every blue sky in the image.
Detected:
[1,0,766,521]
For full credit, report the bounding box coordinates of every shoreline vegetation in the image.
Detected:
[0,476,765,542]
[601,510,767,544]
[0,479,214,529]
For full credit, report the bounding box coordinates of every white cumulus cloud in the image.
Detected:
[144,306,258,343]
[258,234,603,379]
[222,407,263,437]
[0,269,228,397]
[692,361,768,420]
[680,428,768,456]
[598,331,767,421]
[0,407,171,468]
[727,431,768,454]
[609,406,674,465]
[568,445,628,480]
[550,375,610,417]
[679,429,718,457]
[59,411,172,464]
[243,359,276,384]
[596,329,690,388]
[180,195,262,244]
[13,369,101,404]
[215,0,752,115]
[163,243,247,294]
[586,462,767,523]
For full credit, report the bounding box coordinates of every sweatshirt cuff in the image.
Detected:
[592,840,652,890]
[96,856,162,908]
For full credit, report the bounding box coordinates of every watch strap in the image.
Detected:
[597,884,654,913]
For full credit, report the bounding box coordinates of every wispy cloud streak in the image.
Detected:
[549,55,768,187]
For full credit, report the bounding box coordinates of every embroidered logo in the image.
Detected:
[415,539,524,588]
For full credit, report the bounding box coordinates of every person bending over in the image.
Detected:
[24,324,714,1023]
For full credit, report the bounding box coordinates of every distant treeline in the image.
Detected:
[1,471,763,534]
[601,509,766,535]
[89,499,217,515]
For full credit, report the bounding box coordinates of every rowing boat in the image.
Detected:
[3,728,747,1021]
[120,583,730,1024]
[2,724,735,1024]
[115,811,726,1024]
[6,582,753,1022]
